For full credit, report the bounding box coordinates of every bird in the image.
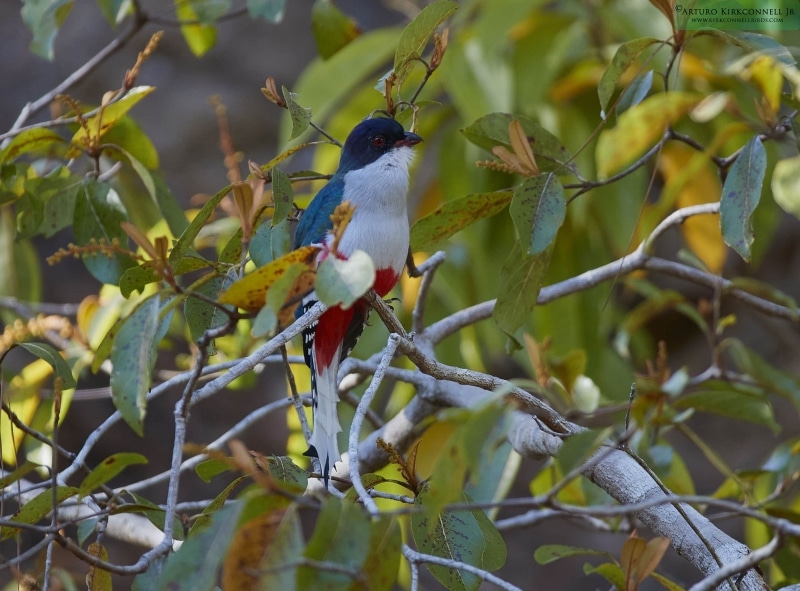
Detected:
[293,116,422,488]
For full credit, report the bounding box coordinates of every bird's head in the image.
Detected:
[337,117,423,174]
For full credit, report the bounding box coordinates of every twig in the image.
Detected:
[688,535,780,591]
[0,401,75,462]
[281,345,311,441]
[161,319,235,547]
[402,545,523,591]
[411,251,446,333]
[2,14,147,143]
[121,397,297,495]
[348,334,400,513]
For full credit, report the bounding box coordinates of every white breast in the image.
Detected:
[335,147,414,273]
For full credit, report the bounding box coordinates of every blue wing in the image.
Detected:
[293,177,344,249]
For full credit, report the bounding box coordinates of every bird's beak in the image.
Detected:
[398,131,423,147]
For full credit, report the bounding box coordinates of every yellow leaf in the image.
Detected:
[1,359,54,465]
[659,143,726,272]
[550,60,605,102]
[635,537,671,583]
[277,269,316,328]
[222,510,287,591]
[597,91,702,178]
[67,86,155,157]
[679,53,722,83]
[219,246,319,312]
[742,55,782,120]
[86,544,112,591]
[621,535,647,590]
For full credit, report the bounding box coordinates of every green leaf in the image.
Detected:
[596,92,702,178]
[509,174,566,256]
[702,30,795,66]
[219,228,243,264]
[185,272,235,349]
[73,177,137,284]
[0,128,65,164]
[120,492,185,542]
[16,190,44,240]
[154,501,244,591]
[423,398,510,517]
[21,0,74,61]
[315,249,375,309]
[189,476,245,535]
[771,154,800,220]
[720,136,766,262]
[462,113,574,172]
[77,517,100,546]
[79,452,148,497]
[25,167,80,238]
[176,0,218,57]
[170,185,230,263]
[0,486,79,540]
[598,38,659,113]
[152,173,189,236]
[727,339,800,410]
[252,262,308,337]
[15,342,76,389]
[195,458,231,483]
[102,114,159,169]
[412,488,506,591]
[362,515,402,591]
[0,462,39,489]
[0,225,42,303]
[492,240,553,345]
[187,0,230,23]
[119,265,160,299]
[97,0,133,25]
[251,217,291,266]
[583,561,627,589]
[534,544,610,565]
[247,0,286,22]
[260,455,308,490]
[674,381,779,432]
[300,497,372,589]
[114,145,158,204]
[311,0,360,59]
[410,191,513,251]
[271,166,294,225]
[616,70,653,116]
[110,294,171,435]
[394,0,458,83]
[282,86,313,141]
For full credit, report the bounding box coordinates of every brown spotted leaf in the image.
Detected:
[219,246,318,312]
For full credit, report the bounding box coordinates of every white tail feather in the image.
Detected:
[309,345,342,487]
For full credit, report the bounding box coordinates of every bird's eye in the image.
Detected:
[372,135,386,147]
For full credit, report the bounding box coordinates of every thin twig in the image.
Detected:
[411,251,446,333]
[348,334,400,513]
[281,345,311,441]
[402,545,523,591]
[2,14,147,143]
[688,535,781,591]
